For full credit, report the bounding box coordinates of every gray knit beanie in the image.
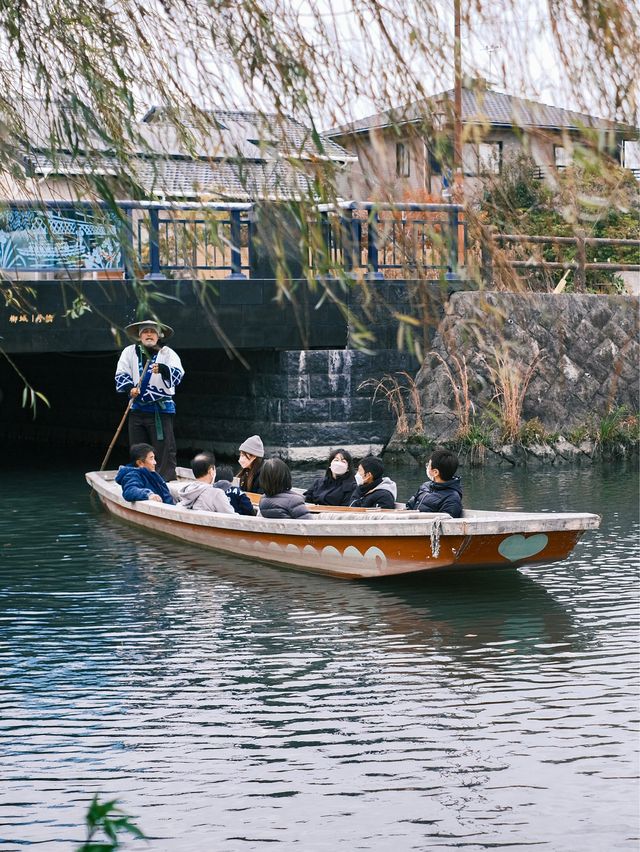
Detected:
[238,435,264,458]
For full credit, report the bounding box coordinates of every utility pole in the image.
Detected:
[449,0,464,280]
[453,0,463,198]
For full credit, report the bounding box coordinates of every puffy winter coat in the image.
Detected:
[178,481,234,514]
[259,491,313,520]
[405,476,463,518]
[349,476,397,509]
[303,472,356,506]
[115,465,175,504]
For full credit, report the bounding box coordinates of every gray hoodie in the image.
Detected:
[179,481,235,514]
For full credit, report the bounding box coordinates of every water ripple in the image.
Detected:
[0,462,638,850]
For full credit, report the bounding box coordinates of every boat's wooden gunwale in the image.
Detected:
[87,472,599,537]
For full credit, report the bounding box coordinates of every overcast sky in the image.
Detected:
[314,0,632,123]
[134,0,638,128]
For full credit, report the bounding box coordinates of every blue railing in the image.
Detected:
[134,205,251,280]
[0,200,466,280]
[321,202,466,280]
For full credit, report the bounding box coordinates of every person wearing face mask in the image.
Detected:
[349,456,397,510]
[303,448,356,506]
[405,447,463,517]
[237,435,265,494]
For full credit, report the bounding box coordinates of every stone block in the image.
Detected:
[309,373,351,398]
[526,443,556,464]
[579,440,596,458]
[285,399,331,423]
[497,444,528,466]
[553,438,581,461]
[287,373,310,398]
[284,350,329,376]
[331,397,382,422]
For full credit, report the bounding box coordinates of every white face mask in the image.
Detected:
[330,459,348,476]
[426,463,435,482]
[354,472,364,486]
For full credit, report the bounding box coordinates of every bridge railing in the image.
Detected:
[0,200,466,280]
[316,202,466,280]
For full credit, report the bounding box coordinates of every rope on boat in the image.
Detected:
[430,518,442,559]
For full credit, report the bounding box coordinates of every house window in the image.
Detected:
[462,141,502,175]
[554,145,570,168]
[396,142,410,178]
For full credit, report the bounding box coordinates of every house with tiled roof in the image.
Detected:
[3,101,354,203]
[327,82,639,200]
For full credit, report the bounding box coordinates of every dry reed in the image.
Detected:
[483,347,545,442]
[358,372,424,437]
[429,350,472,437]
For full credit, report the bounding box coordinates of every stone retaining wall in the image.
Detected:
[391,292,639,451]
[386,435,638,468]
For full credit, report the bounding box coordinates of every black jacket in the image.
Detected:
[405,476,463,517]
[349,476,397,509]
[238,464,263,495]
[214,480,256,516]
[259,491,313,520]
[303,472,356,506]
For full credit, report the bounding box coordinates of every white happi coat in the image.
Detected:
[115,344,184,413]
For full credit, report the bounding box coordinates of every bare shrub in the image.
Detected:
[429,350,472,437]
[358,372,424,437]
[482,347,545,443]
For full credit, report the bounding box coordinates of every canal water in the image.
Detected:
[1,456,638,851]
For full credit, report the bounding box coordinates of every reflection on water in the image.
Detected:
[0,459,638,851]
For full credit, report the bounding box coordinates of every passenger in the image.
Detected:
[349,456,397,510]
[405,447,463,518]
[214,464,256,517]
[259,458,313,520]
[237,435,265,494]
[115,443,175,504]
[303,448,357,506]
[178,452,234,514]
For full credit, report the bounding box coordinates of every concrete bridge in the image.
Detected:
[0,201,465,460]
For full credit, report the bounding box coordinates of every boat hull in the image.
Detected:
[87,472,599,580]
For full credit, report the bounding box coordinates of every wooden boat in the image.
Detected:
[86,469,600,580]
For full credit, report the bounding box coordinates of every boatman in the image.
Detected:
[115,320,184,481]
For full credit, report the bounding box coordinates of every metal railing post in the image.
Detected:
[575,232,586,292]
[246,207,255,274]
[350,213,361,273]
[321,211,331,253]
[366,209,385,280]
[340,209,355,273]
[319,211,331,273]
[481,227,493,287]
[144,207,163,279]
[445,205,460,281]
[227,209,247,279]
[121,207,134,280]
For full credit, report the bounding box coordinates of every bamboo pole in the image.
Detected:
[99,358,151,472]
